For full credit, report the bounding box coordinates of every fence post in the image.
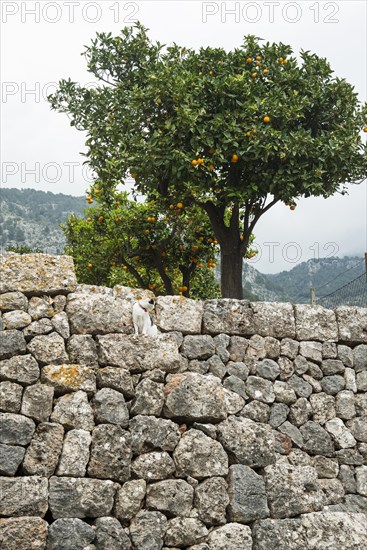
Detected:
[310,287,315,306]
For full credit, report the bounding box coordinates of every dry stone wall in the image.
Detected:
[1,253,367,550]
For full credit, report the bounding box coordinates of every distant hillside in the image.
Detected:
[0,187,85,253]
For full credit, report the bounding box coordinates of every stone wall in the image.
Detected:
[0,253,367,550]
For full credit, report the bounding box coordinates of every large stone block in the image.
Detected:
[295,304,338,341]
[20,383,54,422]
[0,476,48,517]
[0,291,28,312]
[49,477,117,518]
[114,480,146,522]
[0,444,25,476]
[88,424,131,483]
[203,299,255,336]
[0,381,23,413]
[195,477,229,526]
[264,463,324,519]
[41,364,96,395]
[27,332,68,365]
[0,330,27,360]
[91,388,129,426]
[3,310,32,330]
[0,253,77,295]
[164,518,208,547]
[23,422,64,477]
[97,333,182,373]
[47,518,95,550]
[67,334,99,366]
[94,517,131,550]
[336,306,367,343]
[0,517,48,550]
[0,412,35,445]
[56,429,92,477]
[217,417,275,468]
[173,429,228,478]
[251,302,296,339]
[163,373,227,422]
[228,464,269,523]
[207,523,252,550]
[146,479,194,516]
[129,415,180,454]
[129,511,167,550]
[156,295,203,334]
[132,451,175,481]
[51,390,94,430]
[0,354,40,385]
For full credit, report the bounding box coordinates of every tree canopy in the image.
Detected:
[49,24,367,298]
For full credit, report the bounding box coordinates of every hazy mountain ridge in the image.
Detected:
[1,188,364,304]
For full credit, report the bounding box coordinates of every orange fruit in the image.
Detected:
[198,72,203,76]
[263,116,270,123]
[246,57,253,63]
[278,57,284,62]
[191,245,199,252]
[209,70,213,75]
[246,131,251,137]
[115,201,120,206]
[144,229,150,235]
[98,216,104,222]
[290,205,296,211]
[169,204,174,209]
[122,265,128,270]
[263,69,269,75]
[177,202,183,209]
[191,159,198,166]
[231,154,239,163]
[197,158,205,165]
[251,72,257,78]
[199,236,204,242]
[87,263,93,268]
[198,263,203,268]
[363,126,367,132]
[87,217,92,222]
[256,55,262,61]
[208,164,215,171]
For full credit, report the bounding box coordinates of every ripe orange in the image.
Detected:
[98,216,104,222]
[87,217,92,222]
[199,236,204,242]
[231,154,239,163]
[263,116,270,123]
[290,205,296,211]
[169,204,174,209]
[115,201,120,206]
[197,158,205,165]
[144,229,150,235]
[363,126,367,132]
[198,263,203,268]
[191,159,198,166]
[246,57,253,63]
[177,202,183,209]
[209,70,213,75]
[208,164,215,171]
[278,57,284,63]
[251,73,257,78]
[263,69,269,75]
[122,265,128,270]
[191,245,199,252]
[246,131,251,137]
[87,263,93,268]
[256,55,262,61]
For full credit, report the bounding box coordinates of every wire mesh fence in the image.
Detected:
[316,273,367,309]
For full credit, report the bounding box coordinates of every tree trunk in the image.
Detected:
[220,247,243,299]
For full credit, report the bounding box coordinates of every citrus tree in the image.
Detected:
[49,24,367,298]
[63,189,228,298]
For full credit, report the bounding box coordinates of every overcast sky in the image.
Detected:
[1,0,366,272]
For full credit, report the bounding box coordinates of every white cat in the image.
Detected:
[132,298,159,337]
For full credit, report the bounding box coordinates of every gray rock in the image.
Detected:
[300,421,334,456]
[353,344,367,372]
[338,344,354,367]
[226,361,249,381]
[0,330,27,359]
[302,374,322,393]
[53,295,67,312]
[132,451,175,481]
[246,335,266,360]
[207,523,253,550]
[3,310,32,330]
[131,379,164,416]
[288,397,312,427]
[213,333,230,362]
[336,306,367,343]
[338,465,357,493]
[299,341,322,363]
[265,463,324,518]
[251,302,295,338]
[130,511,167,550]
[47,518,95,550]
[129,416,180,454]
[345,368,357,393]
[307,361,323,379]
[51,311,70,339]
[94,517,131,550]
[335,390,356,420]
[355,394,367,416]
[295,304,338,341]
[202,299,255,336]
[41,364,96,395]
[0,291,28,312]
[228,464,269,523]
[335,448,364,465]
[319,478,345,505]
[28,296,55,320]
[223,389,246,415]
[67,334,99,366]
[302,511,367,548]
[329,494,367,513]
[321,359,345,375]
[256,358,280,381]
[194,477,228,526]
[173,429,228,478]
[264,336,281,359]
[245,376,275,403]
[92,388,129,426]
[181,335,215,360]
[49,476,117,519]
[21,383,54,422]
[0,412,35,445]
[189,359,209,375]
[273,381,297,405]
[223,375,247,399]
[96,367,134,398]
[165,518,208,547]
[114,480,146,522]
[322,341,337,359]
[325,418,357,449]
[23,422,64,476]
[0,354,39,385]
[207,355,226,379]
[252,517,307,549]
[293,355,309,375]
[0,517,48,550]
[192,422,217,439]
[287,449,312,467]
[228,336,249,361]
[273,431,292,455]
[277,356,295,380]
[0,381,23,413]
[356,370,367,391]
[310,393,336,424]
[23,318,54,337]
[147,479,194,516]
[27,332,68,365]
[269,403,289,428]
[57,429,92,477]
[280,339,300,360]
[347,417,367,443]
[240,400,270,423]
[0,443,25,475]
[51,391,94,430]
[0,476,48,516]
[356,465,367,496]
[164,373,227,422]
[278,421,304,448]
[97,334,182,373]
[217,416,275,468]
[313,456,339,478]
[88,424,131,483]
[288,375,313,398]
[156,295,203,335]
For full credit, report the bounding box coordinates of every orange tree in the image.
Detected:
[49,24,367,298]
[62,189,228,298]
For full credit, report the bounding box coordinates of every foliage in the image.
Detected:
[64,190,221,299]
[5,244,44,254]
[49,24,367,297]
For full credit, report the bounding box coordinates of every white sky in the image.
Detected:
[1,0,366,272]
